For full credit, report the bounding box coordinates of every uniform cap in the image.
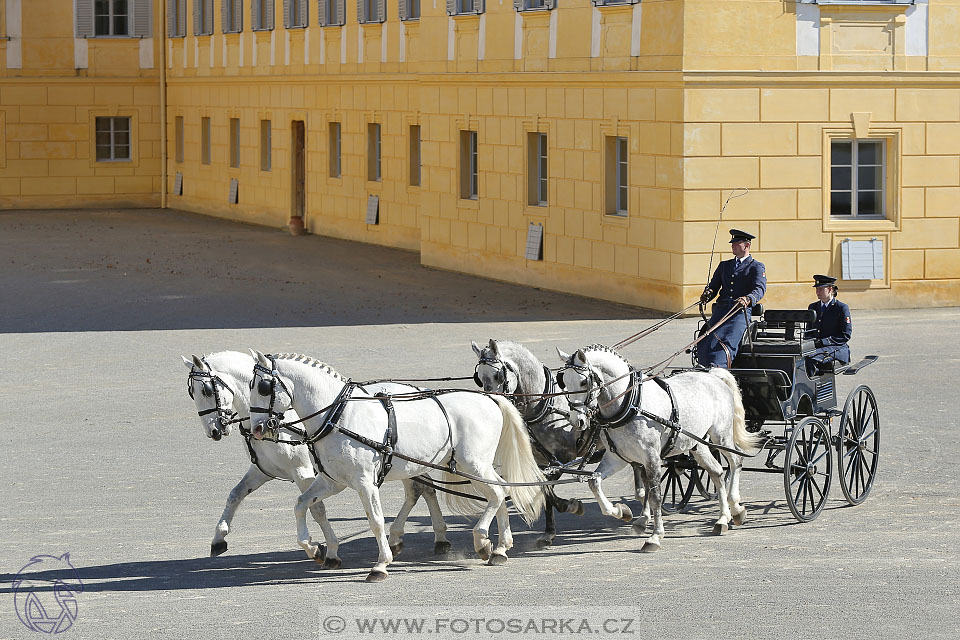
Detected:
[813,274,837,288]
[729,229,756,243]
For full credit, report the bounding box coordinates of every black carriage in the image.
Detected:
[659,307,879,522]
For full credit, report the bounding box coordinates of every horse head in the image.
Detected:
[471,338,518,394]
[248,350,296,440]
[182,354,242,441]
[555,347,606,431]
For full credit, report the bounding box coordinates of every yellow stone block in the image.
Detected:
[114,176,155,194]
[750,251,796,283]
[626,217,655,248]
[637,249,671,282]
[724,189,798,220]
[925,249,960,278]
[796,251,833,280]
[574,120,593,152]
[48,124,88,141]
[628,88,655,121]
[7,124,47,142]
[925,187,960,218]
[891,250,925,280]
[655,219,682,252]
[614,244,639,276]
[18,106,76,125]
[49,159,93,177]
[554,120,574,150]
[760,157,820,189]
[758,220,829,252]
[574,237,592,268]
[830,89,895,123]
[926,123,960,155]
[20,177,77,196]
[684,157,759,190]
[683,123,720,156]
[797,189,821,220]
[897,89,960,123]
[94,86,135,107]
[682,189,721,221]
[902,156,960,187]
[797,124,822,157]
[721,123,797,156]
[655,156,682,189]
[76,176,117,195]
[565,89,583,119]
[20,141,74,160]
[637,123,671,155]
[555,235,574,265]
[760,88,829,122]
[893,218,959,250]
[901,187,925,219]
[656,88,683,121]
[685,89,759,123]
[1,85,48,106]
[592,242,615,272]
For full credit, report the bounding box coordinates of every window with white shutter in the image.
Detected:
[317,0,343,26]
[253,0,275,30]
[447,0,484,16]
[359,0,383,23]
[91,0,130,36]
[195,0,214,35]
[223,0,243,33]
[514,0,554,11]
[284,0,308,27]
[168,0,187,37]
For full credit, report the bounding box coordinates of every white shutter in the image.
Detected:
[222,0,231,32]
[237,0,245,30]
[446,0,456,15]
[168,0,177,36]
[300,0,309,26]
[512,0,522,10]
[284,0,292,27]
[476,0,485,13]
[194,0,202,34]
[317,0,327,25]
[544,0,555,8]
[335,0,344,26]
[179,0,187,35]
[398,0,407,20]
[377,0,385,22]
[76,0,94,37]
[357,0,365,23]
[252,0,260,28]
[266,0,275,29]
[206,0,215,34]
[133,0,152,37]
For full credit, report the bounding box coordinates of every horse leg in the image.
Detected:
[468,478,506,564]
[388,479,422,557]
[691,444,732,535]
[586,453,634,523]
[211,465,270,556]
[537,487,559,549]
[632,464,652,536]
[356,480,393,582]
[633,463,647,503]
[639,459,665,552]
[292,474,340,566]
[420,481,452,555]
[493,498,513,560]
[724,451,748,526]
[294,475,343,567]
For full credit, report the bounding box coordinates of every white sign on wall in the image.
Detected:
[841,237,883,280]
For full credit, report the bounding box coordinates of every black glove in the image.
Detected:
[700,288,714,303]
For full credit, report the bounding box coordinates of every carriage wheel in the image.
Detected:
[783,417,833,522]
[695,448,726,500]
[837,385,880,506]
[657,456,696,514]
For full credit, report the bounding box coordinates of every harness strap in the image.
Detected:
[374,393,398,488]
[600,368,642,429]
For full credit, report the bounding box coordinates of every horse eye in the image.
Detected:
[202,382,214,398]
[257,379,274,396]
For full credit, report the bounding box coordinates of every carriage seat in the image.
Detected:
[740,309,817,356]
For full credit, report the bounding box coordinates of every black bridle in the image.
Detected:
[556,362,604,419]
[473,355,518,393]
[187,364,244,435]
[248,355,296,440]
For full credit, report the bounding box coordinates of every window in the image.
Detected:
[318,0,344,26]
[229,118,240,168]
[95,116,131,161]
[94,0,129,36]
[446,0,484,15]
[260,119,271,171]
[285,0,308,27]
[168,0,186,37]
[201,117,211,165]
[359,0,384,23]
[409,125,421,187]
[513,0,555,11]
[831,139,885,218]
[605,136,628,216]
[460,130,478,200]
[528,132,547,206]
[194,0,214,35]
[368,123,381,182]
[222,0,242,33]
[400,0,420,20]
[329,122,341,177]
[253,0,276,30]
[175,116,184,163]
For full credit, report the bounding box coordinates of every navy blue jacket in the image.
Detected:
[806,299,852,364]
[706,256,767,308]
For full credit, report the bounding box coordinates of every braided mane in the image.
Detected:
[575,344,632,368]
[273,353,347,382]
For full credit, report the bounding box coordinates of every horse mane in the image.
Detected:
[273,353,347,382]
[487,341,544,390]
[574,344,632,369]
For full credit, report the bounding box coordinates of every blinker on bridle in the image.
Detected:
[249,357,293,437]
[188,367,241,427]
[557,362,603,415]
[473,355,511,391]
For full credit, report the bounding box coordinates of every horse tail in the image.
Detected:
[491,395,546,525]
[709,367,761,455]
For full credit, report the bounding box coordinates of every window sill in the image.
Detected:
[823,217,898,234]
[458,198,480,210]
[603,212,629,225]
[286,24,308,30]
[450,13,483,20]
[86,35,144,40]
[525,205,549,217]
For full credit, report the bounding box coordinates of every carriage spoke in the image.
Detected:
[809,474,825,502]
[810,445,829,466]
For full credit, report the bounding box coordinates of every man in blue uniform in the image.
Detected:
[696,229,767,368]
[805,274,852,367]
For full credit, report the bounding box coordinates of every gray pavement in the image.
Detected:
[0,209,957,639]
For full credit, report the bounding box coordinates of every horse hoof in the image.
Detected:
[433,541,451,555]
[641,541,661,553]
[713,522,729,536]
[312,545,327,564]
[631,518,648,536]
[488,552,508,566]
[322,557,342,570]
[568,500,585,517]
[732,511,745,526]
[389,541,404,557]
[365,570,388,583]
[618,503,634,522]
[210,541,227,557]
[477,541,493,561]
[535,537,553,550]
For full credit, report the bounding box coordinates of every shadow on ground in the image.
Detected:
[1,209,652,333]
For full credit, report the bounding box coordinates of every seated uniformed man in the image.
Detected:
[805,274,852,368]
[696,229,767,368]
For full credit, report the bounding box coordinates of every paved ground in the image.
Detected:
[0,209,957,639]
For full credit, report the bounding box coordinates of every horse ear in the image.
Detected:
[192,355,205,369]
[556,347,571,363]
[181,355,194,370]
[471,341,482,357]
[255,350,271,367]
[574,349,587,365]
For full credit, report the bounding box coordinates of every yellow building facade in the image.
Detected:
[3,0,960,311]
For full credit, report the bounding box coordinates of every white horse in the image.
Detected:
[182,351,451,566]
[247,351,545,582]
[556,345,761,552]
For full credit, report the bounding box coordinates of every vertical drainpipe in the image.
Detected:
[160,0,168,209]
